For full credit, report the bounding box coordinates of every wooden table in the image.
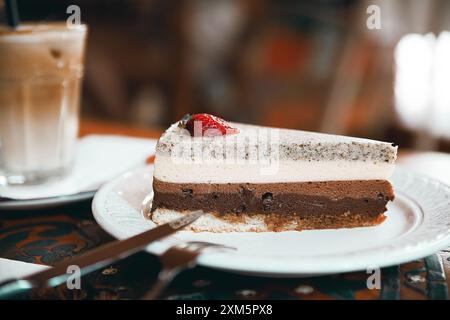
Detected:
[0,119,449,300]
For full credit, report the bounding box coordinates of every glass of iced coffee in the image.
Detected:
[0,22,87,185]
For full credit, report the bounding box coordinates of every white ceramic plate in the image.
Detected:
[0,191,95,211]
[92,165,450,277]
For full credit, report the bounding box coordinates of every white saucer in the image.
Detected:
[0,191,95,210]
[0,135,157,211]
[92,165,450,277]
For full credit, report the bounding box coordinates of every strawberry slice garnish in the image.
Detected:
[180,113,239,137]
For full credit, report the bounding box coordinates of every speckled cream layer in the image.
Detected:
[154,121,397,183]
[156,122,397,163]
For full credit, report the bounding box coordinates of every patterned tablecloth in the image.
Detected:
[0,199,449,300]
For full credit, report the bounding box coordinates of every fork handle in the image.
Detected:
[142,268,179,300]
[0,279,33,300]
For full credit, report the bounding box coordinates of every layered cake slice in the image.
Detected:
[150,114,397,232]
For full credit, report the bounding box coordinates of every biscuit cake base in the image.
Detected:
[150,209,386,232]
[150,179,394,232]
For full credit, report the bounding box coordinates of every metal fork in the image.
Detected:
[142,241,234,300]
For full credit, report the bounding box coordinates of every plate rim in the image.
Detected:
[92,165,450,276]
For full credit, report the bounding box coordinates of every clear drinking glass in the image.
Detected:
[0,23,87,185]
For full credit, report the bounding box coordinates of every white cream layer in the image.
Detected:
[154,155,395,183]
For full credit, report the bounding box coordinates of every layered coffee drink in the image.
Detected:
[0,23,87,184]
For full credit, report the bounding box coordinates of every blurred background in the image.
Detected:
[2,0,450,151]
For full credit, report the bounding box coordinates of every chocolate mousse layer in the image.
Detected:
[151,179,394,219]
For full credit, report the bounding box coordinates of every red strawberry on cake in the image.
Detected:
[181,113,239,137]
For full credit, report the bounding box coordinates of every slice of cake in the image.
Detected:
[150,114,397,232]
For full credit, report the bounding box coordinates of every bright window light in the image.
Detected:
[394,32,450,138]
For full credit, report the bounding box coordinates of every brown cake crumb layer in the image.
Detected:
[151,179,394,220]
[150,209,387,232]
